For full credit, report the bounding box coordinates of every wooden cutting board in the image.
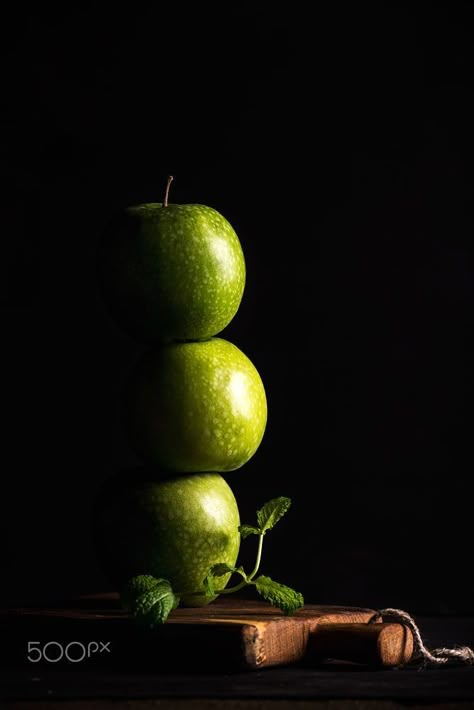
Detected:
[0,594,412,671]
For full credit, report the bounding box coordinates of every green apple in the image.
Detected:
[91,470,240,606]
[123,337,267,472]
[97,186,245,342]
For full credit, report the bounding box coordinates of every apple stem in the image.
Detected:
[163,175,174,207]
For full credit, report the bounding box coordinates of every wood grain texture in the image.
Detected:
[1,595,390,670]
[308,622,414,667]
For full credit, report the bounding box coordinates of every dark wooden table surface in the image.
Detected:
[1,596,474,708]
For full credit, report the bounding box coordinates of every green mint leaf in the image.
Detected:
[144,584,179,626]
[256,497,292,533]
[254,575,304,615]
[121,574,160,612]
[121,575,179,627]
[203,574,215,597]
[203,562,247,597]
[239,524,261,538]
[209,562,245,579]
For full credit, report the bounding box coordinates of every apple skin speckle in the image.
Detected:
[123,338,267,473]
[91,471,240,607]
[98,203,245,343]
[95,195,268,608]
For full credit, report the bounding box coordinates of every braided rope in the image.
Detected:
[369,607,474,667]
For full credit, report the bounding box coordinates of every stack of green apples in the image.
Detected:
[93,178,268,608]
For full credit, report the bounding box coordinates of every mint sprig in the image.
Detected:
[121,496,304,624]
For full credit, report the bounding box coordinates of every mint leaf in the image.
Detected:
[256,497,291,533]
[121,575,179,627]
[209,562,245,579]
[239,524,261,538]
[143,583,179,626]
[121,574,159,612]
[254,575,304,615]
[203,562,246,597]
[203,574,215,597]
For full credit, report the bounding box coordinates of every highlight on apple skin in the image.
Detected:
[91,469,241,607]
[98,201,246,343]
[122,338,267,473]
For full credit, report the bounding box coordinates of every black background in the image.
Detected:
[1,3,473,613]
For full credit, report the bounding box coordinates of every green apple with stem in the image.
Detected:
[98,176,245,343]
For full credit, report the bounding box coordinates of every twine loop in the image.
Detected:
[368,607,474,668]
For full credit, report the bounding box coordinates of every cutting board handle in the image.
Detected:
[308,622,414,667]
